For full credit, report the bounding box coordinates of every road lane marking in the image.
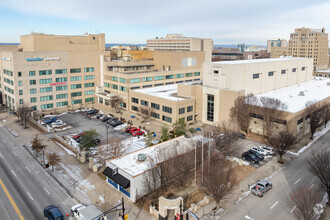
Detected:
[27,192,34,200]
[13,151,17,156]
[290,205,296,213]
[0,153,3,158]
[11,170,17,177]
[308,184,314,190]
[44,187,50,195]
[3,139,6,143]
[295,178,301,184]
[270,201,278,209]
[25,167,32,173]
[0,178,25,220]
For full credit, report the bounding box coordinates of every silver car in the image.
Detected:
[261,145,275,155]
[251,180,272,197]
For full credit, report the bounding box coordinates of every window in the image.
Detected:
[111,84,118,90]
[31,97,37,103]
[185,73,192,77]
[176,74,184,78]
[132,97,139,104]
[130,78,140,83]
[179,107,185,114]
[29,71,36,76]
[111,76,118,82]
[268,71,274,76]
[56,85,68,91]
[176,81,184,84]
[155,83,164,86]
[56,94,68,99]
[297,118,303,125]
[141,100,149,107]
[40,87,53,93]
[187,106,193,112]
[185,80,192,82]
[84,67,94,72]
[71,84,82,89]
[143,85,152,88]
[19,90,23,95]
[162,115,172,123]
[281,70,286,74]
[151,112,160,119]
[70,76,81,81]
[31,106,37,110]
[187,115,193,122]
[120,102,126,108]
[85,82,95,87]
[85,90,95,95]
[56,77,67,83]
[154,76,164,81]
[130,86,140,90]
[56,101,68,107]
[302,67,306,71]
[40,95,53,101]
[70,68,81,73]
[165,74,174,79]
[84,75,94,80]
[162,106,172,114]
[292,68,297,72]
[143,77,152,82]
[131,106,138,112]
[18,81,22,86]
[194,72,200,76]
[253,73,260,79]
[55,69,67,74]
[166,82,174,85]
[39,78,52,84]
[207,94,214,122]
[85,97,95,103]
[30,89,37,94]
[18,72,22,77]
[104,82,110,87]
[19,99,23,104]
[72,99,82,105]
[3,69,13,76]
[39,70,52,75]
[119,86,126,92]
[213,70,219,74]
[71,92,82,97]
[30,80,37,85]
[119,78,126,83]
[151,103,159,110]
[41,104,53,110]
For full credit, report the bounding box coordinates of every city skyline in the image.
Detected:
[0,0,329,45]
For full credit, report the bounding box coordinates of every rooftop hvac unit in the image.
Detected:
[299,91,305,96]
[327,82,330,86]
[137,153,147,162]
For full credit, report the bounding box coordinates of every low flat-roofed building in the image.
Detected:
[315,69,330,78]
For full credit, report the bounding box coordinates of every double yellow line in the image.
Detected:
[0,178,25,220]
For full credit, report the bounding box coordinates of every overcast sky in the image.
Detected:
[0,0,329,45]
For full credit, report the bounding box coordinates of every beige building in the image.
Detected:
[267,39,288,52]
[147,34,213,62]
[0,33,107,112]
[288,27,328,71]
[270,46,288,58]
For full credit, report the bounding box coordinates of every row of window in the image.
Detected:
[4,78,14,85]
[127,79,199,90]
[252,67,306,79]
[27,68,94,76]
[129,72,200,84]
[32,97,95,109]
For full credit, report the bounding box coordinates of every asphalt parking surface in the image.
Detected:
[54,112,130,143]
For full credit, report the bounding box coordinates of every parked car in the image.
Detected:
[44,117,57,124]
[113,121,124,127]
[252,146,269,156]
[96,114,104,119]
[92,138,101,145]
[73,132,84,140]
[111,120,123,127]
[241,152,260,164]
[102,116,111,122]
[99,114,107,120]
[248,149,264,161]
[125,126,133,132]
[233,132,246,139]
[87,109,98,115]
[261,146,275,155]
[44,205,64,220]
[251,180,272,197]
[129,128,140,134]
[132,130,144,136]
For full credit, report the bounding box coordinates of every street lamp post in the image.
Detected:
[43,149,45,167]
[105,124,110,148]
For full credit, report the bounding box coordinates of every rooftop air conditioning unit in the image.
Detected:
[327,82,330,86]
[299,91,305,96]
[137,153,147,162]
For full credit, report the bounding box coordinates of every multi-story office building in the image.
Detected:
[0,33,107,112]
[267,39,288,52]
[288,27,328,70]
[146,34,213,62]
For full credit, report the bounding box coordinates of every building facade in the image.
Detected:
[267,39,288,52]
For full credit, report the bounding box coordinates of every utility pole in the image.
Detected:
[105,124,110,148]
[121,197,125,220]
[208,134,211,174]
[201,129,204,183]
[194,141,197,186]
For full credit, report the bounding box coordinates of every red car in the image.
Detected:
[125,126,134,132]
[129,128,140,134]
[73,132,84,140]
[132,130,144,136]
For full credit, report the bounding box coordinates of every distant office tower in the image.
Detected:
[288,27,328,70]
[146,34,213,62]
[237,44,245,52]
[267,39,288,52]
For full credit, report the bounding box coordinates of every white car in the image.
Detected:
[252,146,269,156]
[261,146,275,155]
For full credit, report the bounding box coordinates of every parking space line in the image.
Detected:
[44,187,50,195]
[11,170,17,177]
[3,140,6,143]
[294,178,300,184]
[25,167,32,173]
[13,151,17,156]
[308,184,314,190]
[270,201,278,209]
[290,205,296,213]
[0,153,3,158]
[27,192,33,200]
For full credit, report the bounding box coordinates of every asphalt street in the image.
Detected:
[221,130,330,220]
[0,123,77,220]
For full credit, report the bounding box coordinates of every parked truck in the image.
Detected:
[71,204,107,220]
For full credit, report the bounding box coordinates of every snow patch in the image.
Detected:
[54,142,76,157]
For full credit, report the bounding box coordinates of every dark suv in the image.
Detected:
[44,205,64,220]
[248,149,264,161]
[241,152,260,164]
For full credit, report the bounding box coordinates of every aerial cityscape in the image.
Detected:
[0,1,329,220]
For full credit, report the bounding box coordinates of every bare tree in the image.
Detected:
[48,152,61,171]
[305,101,326,140]
[141,158,162,200]
[95,137,127,166]
[230,94,258,135]
[268,131,296,163]
[110,95,124,113]
[324,103,330,128]
[140,106,153,123]
[16,102,31,128]
[259,97,288,137]
[202,152,236,209]
[31,134,46,157]
[306,149,330,205]
[290,186,320,220]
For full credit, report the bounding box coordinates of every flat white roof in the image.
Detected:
[109,135,204,177]
[255,78,330,113]
[133,84,190,101]
[213,57,308,65]
[316,69,330,73]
